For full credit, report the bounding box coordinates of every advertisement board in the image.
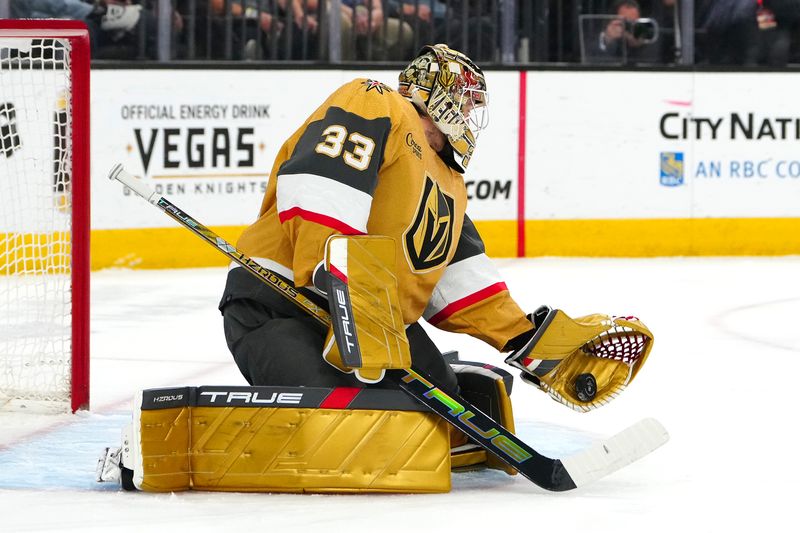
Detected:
[526,72,800,220]
[524,71,800,256]
[93,70,347,230]
[87,68,800,267]
[90,69,519,266]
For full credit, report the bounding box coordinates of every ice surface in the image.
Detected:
[1,257,798,532]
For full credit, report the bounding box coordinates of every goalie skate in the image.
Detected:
[95,447,122,483]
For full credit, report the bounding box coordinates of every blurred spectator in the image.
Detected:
[192,0,317,60]
[339,0,413,60]
[434,0,497,62]
[585,0,660,64]
[102,2,184,60]
[209,0,279,37]
[10,0,143,56]
[754,0,800,65]
[281,0,321,59]
[206,0,283,60]
[10,0,104,23]
[696,0,800,65]
[386,0,440,52]
[696,0,759,64]
[651,0,678,63]
[786,0,800,63]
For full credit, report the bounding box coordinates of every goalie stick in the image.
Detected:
[108,164,669,492]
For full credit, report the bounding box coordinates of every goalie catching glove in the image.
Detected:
[504,306,653,412]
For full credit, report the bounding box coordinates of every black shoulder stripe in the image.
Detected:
[278,106,391,195]
[450,214,486,265]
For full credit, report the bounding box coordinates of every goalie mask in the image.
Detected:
[398,44,488,173]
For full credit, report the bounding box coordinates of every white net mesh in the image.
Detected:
[0,37,74,409]
[583,326,649,366]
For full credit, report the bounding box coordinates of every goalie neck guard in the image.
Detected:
[398,44,488,173]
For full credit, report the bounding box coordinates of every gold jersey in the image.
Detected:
[236,79,531,350]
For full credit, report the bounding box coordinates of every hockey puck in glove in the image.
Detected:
[575,373,597,402]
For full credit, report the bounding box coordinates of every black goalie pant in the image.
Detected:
[219,266,458,392]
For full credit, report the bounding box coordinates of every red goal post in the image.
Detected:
[0,20,90,412]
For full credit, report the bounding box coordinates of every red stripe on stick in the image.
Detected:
[278,206,364,235]
[517,70,527,258]
[428,282,508,325]
[320,387,361,409]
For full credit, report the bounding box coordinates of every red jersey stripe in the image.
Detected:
[278,206,364,235]
[428,282,509,325]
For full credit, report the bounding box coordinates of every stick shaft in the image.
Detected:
[157,196,331,327]
[109,164,330,327]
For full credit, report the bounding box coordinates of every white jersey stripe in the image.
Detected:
[276,172,372,234]
[422,254,505,320]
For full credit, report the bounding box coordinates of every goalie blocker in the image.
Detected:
[318,235,411,383]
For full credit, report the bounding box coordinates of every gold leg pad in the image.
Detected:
[138,406,451,493]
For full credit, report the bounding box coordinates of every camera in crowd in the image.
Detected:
[625,18,660,43]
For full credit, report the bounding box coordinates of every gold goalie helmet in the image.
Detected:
[398,44,488,173]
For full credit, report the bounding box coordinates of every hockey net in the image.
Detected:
[0,21,90,413]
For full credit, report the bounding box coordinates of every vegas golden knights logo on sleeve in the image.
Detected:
[404,175,455,272]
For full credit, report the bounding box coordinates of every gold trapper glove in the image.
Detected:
[504,306,654,412]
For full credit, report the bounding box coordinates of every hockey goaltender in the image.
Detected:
[97,45,661,494]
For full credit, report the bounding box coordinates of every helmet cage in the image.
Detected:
[399,44,488,172]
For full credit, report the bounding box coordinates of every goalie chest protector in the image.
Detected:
[124,385,451,494]
[236,78,468,325]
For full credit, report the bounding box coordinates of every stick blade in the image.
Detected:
[559,417,669,488]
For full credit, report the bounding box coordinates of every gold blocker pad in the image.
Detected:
[122,385,451,493]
